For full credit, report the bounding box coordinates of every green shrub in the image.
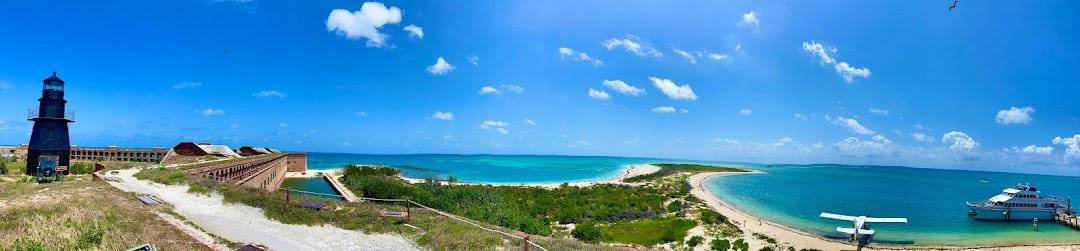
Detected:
[570,222,601,241]
[711,239,730,251]
[732,238,749,251]
[759,247,775,251]
[700,209,728,225]
[69,162,96,175]
[624,164,747,182]
[10,236,45,251]
[77,221,105,248]
[686,236,704,247]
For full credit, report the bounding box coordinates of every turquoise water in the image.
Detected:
[282,177,344,200]
[307,152,669,184]
[706,164,1080,245]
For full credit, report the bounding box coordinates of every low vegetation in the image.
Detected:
[0,177,206,250]
[623,163,748,182]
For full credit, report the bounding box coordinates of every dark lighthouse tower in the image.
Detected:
[26,72,74,175]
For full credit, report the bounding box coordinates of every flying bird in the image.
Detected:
[948,0,959,12]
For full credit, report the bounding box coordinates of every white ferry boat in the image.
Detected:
[966,184,1071,221]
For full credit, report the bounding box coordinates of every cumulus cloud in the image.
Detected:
[557,47,603,66]
[911,132,935,143]
[253,90,288,98]
[739,11,760,27]
[478,84,524,95]
[402,24,423,39]
[1052,134,1080,160]
[173,81,202,89]
[602,35,662,57]
[200,108,225,116]
[524,118,537,126]
[587,88,610,100]
[426,57,455,75]
[833,135,896,157]
[774,137,795,147]
[827,115,874,135]
[995,106,1035,125]
[1011,145,1054,155]
[602,79,645,96]
[325,2,403,47]
[649,77,697,101]
[737,108,753,116]
[431,111,454,120]
[802,41,871,83]
[479,120,510,135]
[942,131,979,151]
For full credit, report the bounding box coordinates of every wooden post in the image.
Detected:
[522,236,529,251]
[285,190,290,204]
[406,199,411,221]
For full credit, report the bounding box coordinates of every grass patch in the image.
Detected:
[595,217,696,246]
[0,179,206,250]
[133,167,186,185]
[623,163,748,182]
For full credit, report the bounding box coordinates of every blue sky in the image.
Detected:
[1,0,1078,175]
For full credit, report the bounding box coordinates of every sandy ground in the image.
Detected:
[687,172,1080,251]
[398,163,662,188]
[103,169,421,251]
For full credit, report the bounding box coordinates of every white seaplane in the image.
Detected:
[819,212,908,241]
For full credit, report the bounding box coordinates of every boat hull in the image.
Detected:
[967,206,1056,221]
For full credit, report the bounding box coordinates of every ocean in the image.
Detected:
[706,164,1080,245]
[303,153,1078,245]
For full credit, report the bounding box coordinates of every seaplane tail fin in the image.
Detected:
[820,212,857,221]
[864,217,908,223]
[836,227,857,234]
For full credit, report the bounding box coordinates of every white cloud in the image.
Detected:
[501,84,524,94]
[524,118,537,126]
[802,41,871,83]
[431,111,454,120]
[587,88,610,100]
[793,113,807,120]
[602,35,662,57]
[355,111,368,117]
[827,115,874,135]
[253,90,288,98]
[833,135,896,157]
[479,120,510,135]
[942,131,979,151]
[649,77,697,101]
[833,62,871,83]
[652,106,677,113]
[995,106,1035,125]
[774,137,795,147]
[402,24,423,39]
[911,132,935,143]
[173,81,202,89]
[426,57,455,75]
[869,107,888,115]
[602,79,645,96]
[1011,145,1054,155]
[1052,134,1080,160]
[479,86,500,95]
[714,138,739,144]
[325,2,403,47]
[557,47,603,66]
[200,108,225,116]
[673,48,697,64]
[468,55,480,66]
[739,11,760,27]
[707,52,732,61]
[737,108,753,116]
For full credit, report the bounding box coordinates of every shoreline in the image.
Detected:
[688,171,1080,251]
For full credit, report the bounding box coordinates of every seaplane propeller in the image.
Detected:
[820,212,908,242]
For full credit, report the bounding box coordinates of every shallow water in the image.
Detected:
[306,152,670,184]
[282,177,343,200]
[706,164,1080,245]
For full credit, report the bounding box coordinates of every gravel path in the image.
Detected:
[104,169,420,251]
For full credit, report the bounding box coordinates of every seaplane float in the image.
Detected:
[819,212,908,242]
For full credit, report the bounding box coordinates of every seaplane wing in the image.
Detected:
[819,212,857,221]
[837,227,875,235]
[864,217,908,223]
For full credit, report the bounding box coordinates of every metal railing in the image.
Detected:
[27,107,75,121]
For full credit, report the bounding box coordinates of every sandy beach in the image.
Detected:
[396,163,662,188]
[687,172,1080,251]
